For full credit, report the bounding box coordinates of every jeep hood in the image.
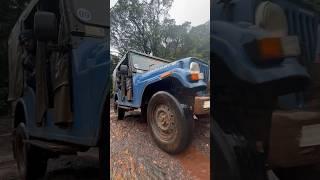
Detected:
[136,57,209,83]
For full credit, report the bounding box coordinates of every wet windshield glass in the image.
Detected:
[72,0,107,27]
[131,53,168,72]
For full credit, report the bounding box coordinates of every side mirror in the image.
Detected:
[119,65,128,75]
[34,11,58,41]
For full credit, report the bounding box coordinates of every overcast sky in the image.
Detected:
[110,0,210,26]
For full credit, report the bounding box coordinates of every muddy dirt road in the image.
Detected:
[0,116,99,180]
[110,106,211,180]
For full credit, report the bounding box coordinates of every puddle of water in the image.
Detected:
[174,146,210,180]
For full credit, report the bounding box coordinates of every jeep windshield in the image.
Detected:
[72,0,107,27]
[131,53,169,72]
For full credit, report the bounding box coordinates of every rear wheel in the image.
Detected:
[13,123,48,180]
[147,91,194,154]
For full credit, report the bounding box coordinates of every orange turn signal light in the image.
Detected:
[189,72,204,81]
[190,72,200,81]
[258,38,283,60]
[245,36,300,65]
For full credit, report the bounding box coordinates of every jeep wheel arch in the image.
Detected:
[141,77,185,106]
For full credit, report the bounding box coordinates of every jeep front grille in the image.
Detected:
[200,65,209,82]
[283,6,318,67]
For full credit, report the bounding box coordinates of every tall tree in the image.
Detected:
[111,0,210,62]
[111,0,173,56]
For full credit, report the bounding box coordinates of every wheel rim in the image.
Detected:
[14,131,26,177]
[151,103,178,143]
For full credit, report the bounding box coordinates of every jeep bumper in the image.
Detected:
[193,96,210,115]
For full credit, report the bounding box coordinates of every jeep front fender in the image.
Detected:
[137,70,207,107]
[212,21,310,85]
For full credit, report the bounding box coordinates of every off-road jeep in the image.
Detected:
[112,50,210,154]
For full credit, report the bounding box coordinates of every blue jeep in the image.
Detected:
[212,0,320,180]
[8,0,108,179]
[112,50,210,154]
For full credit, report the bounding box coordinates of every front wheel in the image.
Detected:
[212,120,241,180]
[13,123,48,180]
[147,91,194,154]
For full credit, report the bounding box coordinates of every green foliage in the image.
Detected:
[111,0,209,63]
[111,0,173,56]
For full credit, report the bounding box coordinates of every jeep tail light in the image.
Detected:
[245,36,300,64]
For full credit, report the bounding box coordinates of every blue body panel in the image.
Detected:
[117,57,208,108]
[212,21,310,84]
[212,0,318,108]
[22,37,108,146]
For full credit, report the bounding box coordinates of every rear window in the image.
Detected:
[72,0,107,27]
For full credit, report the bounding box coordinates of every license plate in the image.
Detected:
[203,101,210,109]
[299,124,320,147]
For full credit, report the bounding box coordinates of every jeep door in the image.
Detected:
[26,0,108,146]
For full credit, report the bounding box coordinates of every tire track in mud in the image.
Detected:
[110,108,210,179]
[174,146,210,180]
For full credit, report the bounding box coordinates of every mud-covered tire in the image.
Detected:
[147,91,193,154]
[212,120,241,180]
[13,123,48,180]
[214,105,270,180]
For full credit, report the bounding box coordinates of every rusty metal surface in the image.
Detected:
[269,110,320,168]
[193,96,210,115]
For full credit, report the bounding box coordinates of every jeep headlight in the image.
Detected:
[190,62,200,72]
[189,62,204,81]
